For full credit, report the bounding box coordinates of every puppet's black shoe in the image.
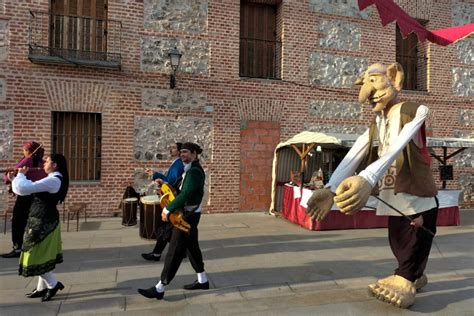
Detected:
[183,280,209,290]
[41,282,64,302]
[138,286,164,300]
[141,252,161,261]
[26,288,47,298]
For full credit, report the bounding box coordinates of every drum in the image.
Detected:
[139,195,162,240]
[122,197,138,226]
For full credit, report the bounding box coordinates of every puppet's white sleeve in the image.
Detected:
[325,129,370,193]
[358,105,429,187]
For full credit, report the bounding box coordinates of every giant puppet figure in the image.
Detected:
[306,62,438,309]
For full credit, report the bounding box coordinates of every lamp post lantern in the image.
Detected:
[168,47,182,89]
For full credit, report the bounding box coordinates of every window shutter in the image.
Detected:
[68,0,78,15]
[240,1,279,79]
[50,0,108,53]
[96,0,106,19]
[82,0,91,17]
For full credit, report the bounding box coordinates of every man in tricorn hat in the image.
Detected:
[138,142,209,300]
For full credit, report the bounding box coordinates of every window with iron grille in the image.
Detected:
[396,22,428,91]
[52,112,102,181]
[29,0,121,69]
[239,0,282,79]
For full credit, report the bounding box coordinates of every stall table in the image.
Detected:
[282,184,460,231]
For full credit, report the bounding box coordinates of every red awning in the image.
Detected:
[358,0,474,46]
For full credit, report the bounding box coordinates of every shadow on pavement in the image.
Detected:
[411,278,474,313]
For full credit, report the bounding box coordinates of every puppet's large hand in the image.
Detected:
[334,176,372,215]
[306,188,335,221]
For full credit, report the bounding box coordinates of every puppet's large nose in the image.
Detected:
[358,83,374,104]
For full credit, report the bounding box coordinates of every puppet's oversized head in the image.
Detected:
[355,63,404,112]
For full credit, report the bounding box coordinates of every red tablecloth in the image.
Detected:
[282,185,460,231]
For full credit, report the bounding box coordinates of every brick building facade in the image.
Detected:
[0,0,472,216]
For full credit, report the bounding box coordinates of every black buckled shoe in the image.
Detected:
[26,288,48,298]
[41,282,64,302]
[1,249,21,258]
[183,280,209,290]
[137,286,164,300]
[141,252,161,261]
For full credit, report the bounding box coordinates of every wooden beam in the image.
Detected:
[291,144,303,158]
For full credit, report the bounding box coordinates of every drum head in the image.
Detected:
[140,195,160,205]
[124,197,138,202]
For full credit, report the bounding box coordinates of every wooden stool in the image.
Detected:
[67,202,88,232]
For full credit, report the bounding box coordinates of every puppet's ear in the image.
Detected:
[387,63,404,92]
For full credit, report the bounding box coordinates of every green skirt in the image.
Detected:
[19,224,63,277]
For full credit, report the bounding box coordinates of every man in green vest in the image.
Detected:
[138,142,209,300]
[306,63,438,309]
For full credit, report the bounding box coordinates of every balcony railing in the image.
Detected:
[28,11,122,69]
[239,37,282,80]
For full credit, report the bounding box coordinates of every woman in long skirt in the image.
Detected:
[11,154,69,302]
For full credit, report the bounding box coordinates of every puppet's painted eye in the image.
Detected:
[370,77,376,83]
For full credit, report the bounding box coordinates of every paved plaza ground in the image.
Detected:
[0,210,473,315]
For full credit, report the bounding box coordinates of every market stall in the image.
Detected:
[269,131,354,215]
[270,132,473,231]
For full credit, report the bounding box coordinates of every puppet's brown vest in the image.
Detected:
[365,102,438,197]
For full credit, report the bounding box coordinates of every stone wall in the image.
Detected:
[144,0,207,33]
[452,1,473,101]
[0,20,7,62]
[309,53,367,87]
[456,38,474,65]
[459,109,473,127]
[452,68,474,97]
[453,128,473,168]
[453,127,473,206]
[142,89,207,112]
[459,173,473,205]
[0,110,13,160]
[141,37,209,74]
[452,1,473,26]
[308,100,362,119]
[451,1,473,207]
[309,0,370,18]
[133,116,213,162]
[304,123,367,136]
[318,20,361,51]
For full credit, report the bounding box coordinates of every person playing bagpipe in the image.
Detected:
[138,142,209,300]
